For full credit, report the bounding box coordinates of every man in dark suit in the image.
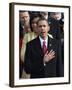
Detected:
[24,18,64,78]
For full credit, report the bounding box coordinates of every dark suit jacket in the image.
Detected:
[24,36,64,78]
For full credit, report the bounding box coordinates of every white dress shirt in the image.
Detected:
[39,36,48,48]
[39,36,48,66]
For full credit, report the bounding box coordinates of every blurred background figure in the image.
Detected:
[49,12,64,33]
[19,11,31,78]
[50,12,62,20]
[19,11,31,50]
[49,12,64,64]
[19,11,31,35]
[20,14,40,78]
[40,12,48,20]
[21,14,40,63]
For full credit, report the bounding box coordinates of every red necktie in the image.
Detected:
[43,41,47,54]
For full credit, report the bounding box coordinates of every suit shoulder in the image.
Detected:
[49,36,58,45]
[26,37,38,46]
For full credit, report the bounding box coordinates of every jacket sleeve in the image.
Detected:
[24,43,31,74]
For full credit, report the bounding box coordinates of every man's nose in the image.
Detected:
[24,18,27,21]
[41,26,44,30]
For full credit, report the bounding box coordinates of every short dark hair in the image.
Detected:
[37,17,49,25]
[19,11,30,16]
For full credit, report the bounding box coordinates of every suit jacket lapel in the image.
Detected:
[35,37,44,57]
[35,36,53,56]
[47,36,53,52]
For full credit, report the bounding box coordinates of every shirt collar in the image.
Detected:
[39,36,48,47]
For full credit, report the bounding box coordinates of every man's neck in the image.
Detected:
[39,36,48,41]
[39,36,48,48]
[40,36,48,40]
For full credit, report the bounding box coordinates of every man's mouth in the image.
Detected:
[41,32,45,34]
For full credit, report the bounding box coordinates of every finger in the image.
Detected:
[48,51,55,56]
[48,55,55,60]
[48,52,55,59]
[50,51,55,56]
[46,55,55,62]
[50,55,55,59]
[49,49,53,54]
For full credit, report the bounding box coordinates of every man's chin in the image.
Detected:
[41,35,46,39]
